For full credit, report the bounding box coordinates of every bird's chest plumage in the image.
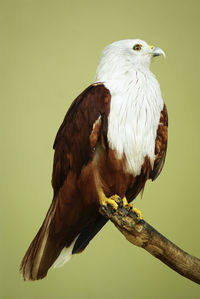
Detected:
[105,74,164,176]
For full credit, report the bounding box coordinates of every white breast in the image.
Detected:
[104,70,164,176]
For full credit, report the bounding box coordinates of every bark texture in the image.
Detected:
[100,205,200,285]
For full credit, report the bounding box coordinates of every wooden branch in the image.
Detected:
[100,204,200,285]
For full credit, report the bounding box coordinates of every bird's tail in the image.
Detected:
[20,199,61,280]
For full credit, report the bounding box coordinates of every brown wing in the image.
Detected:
[150,104,168,181]
[20,83,111,280]
[52,83,110,196]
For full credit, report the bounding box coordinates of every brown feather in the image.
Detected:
[20,84,111,280]
[150,104,168,181]
[52,84,110,194]
[20,200,57,280]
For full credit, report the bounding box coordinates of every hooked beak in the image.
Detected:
[149,45,166,58]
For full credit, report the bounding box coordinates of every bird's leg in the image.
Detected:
[98,190,143,220]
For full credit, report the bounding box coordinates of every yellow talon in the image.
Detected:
[99,191,119,210]
[104,197,119,210]
[121,197,129,206]
[120,198,143,220]
[98,189,143,220]
[131,206,143,220]
[110,194,120,203]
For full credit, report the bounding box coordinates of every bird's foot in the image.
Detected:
[99,192,143,220]
[128,205,143,220]
[99,193,120,210]
[117,197,143,220]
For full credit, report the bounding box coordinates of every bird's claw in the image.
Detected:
[115,196,143,220]
[99,191,143,220]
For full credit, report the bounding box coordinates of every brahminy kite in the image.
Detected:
[20,39,168,280]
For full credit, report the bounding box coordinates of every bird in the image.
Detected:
[20,39,168,280]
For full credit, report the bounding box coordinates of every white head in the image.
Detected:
[95,39,165,82]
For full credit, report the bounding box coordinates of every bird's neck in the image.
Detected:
[95,67,154,91]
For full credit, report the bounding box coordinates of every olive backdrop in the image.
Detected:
[1,0,200,298]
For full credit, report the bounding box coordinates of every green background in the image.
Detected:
[1,0,200,298]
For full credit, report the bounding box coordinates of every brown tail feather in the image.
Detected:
[20,199,61,280]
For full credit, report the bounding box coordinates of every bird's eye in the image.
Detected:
[133,44,142,51]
